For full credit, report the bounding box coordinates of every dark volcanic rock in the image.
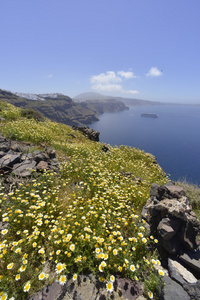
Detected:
[150,183,185,201]
[29,282,62,300]
[0,133,60,190]
[143,183,200,300]
[157,217,181,241]
[0,142,10,152]
[179,247,200,276]
[165,185,186,198]
[34,152,49,163]
[102,145,109,152]
[150,183,173,201]
[46,148,56,159]
[159,276,190,300]
[143,183,200,255]
[29,274,144,300]
[72,126,100,142]
[183,280,200,300]
[0,153,21,169]
[13,160,37,177]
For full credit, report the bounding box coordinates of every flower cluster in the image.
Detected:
[0,101,168,299]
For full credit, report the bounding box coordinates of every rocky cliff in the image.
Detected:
[0,90,98,126]
[79,99,129,115]
[0,89,128,126]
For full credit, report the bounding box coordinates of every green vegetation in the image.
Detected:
[0,89,98,126]
[0,101,170,299]
[0,101,21,121]
[0,89,129,128]
[20,108,45,122]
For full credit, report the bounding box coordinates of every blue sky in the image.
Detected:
[1,0,200,103]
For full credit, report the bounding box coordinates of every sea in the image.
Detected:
[87,104,200,186]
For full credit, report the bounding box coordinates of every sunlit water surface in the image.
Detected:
[88,105,200,185]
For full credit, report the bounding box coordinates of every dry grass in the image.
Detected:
[176,180,200,220]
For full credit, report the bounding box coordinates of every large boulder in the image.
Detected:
[142,183,200,255]
[179,247,200,276]
[183,280,200,300]
[143,183,200,300]
[168,258,197,285]
[159,276,190,300]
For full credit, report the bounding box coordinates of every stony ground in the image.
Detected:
[29,274,145,300]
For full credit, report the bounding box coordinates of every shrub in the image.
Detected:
[0,101,21,120]
[20,108,45,122]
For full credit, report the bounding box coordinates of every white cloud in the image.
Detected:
[91,71,121,84]
[146,67,162,77]
[47,74,53,79]
[117,71,136,79]
[90,70,139,95]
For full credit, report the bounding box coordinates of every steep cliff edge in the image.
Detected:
[0,89,128,126]
[0,89,98,126]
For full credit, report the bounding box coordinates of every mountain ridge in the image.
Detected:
[73,92,165,106]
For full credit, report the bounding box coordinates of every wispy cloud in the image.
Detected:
[91,83,139,94]
[146,67,162,77]
[123,88,139,94]
[90,70,139,95]
[47,74,53,79]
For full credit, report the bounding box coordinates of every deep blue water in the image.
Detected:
[88,105,200,185]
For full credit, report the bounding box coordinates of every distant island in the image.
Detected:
[141,113,158,118]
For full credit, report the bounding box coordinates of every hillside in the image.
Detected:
[0,101,171,299]
[73,92,111,101]
[0,89,128,127]
[0,89,98,126]
[79,99,129,115]
[74,92,164,106]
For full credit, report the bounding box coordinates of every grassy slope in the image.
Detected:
[0,101,172,299]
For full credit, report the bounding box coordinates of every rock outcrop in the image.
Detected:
[0,89,99,127]
[1,89,129,128]
[72,126,100,142]
[143,183,200,300]
[0,133,60,192]
[142,183,200,254]
[29,274,144,300]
